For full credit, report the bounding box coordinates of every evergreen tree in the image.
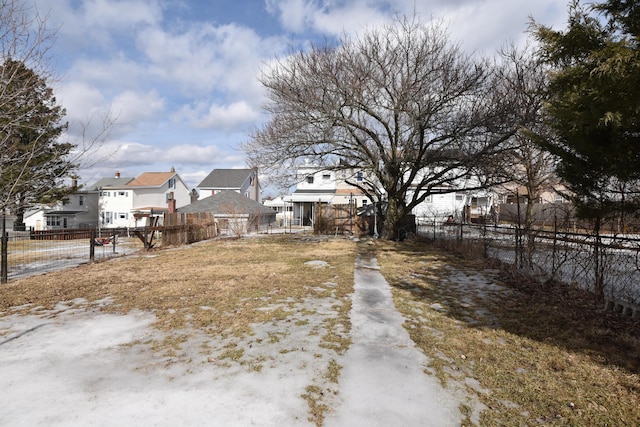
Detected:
[532,0,640,226]
[0,59,74,227]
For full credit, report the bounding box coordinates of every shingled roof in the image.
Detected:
[127,171,176,187]
[178,191,275,216]
[197,169,254,189]
[87,176,134,190]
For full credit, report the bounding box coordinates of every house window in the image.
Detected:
[362,199,368,206]
[166,192,174,202]
[118,191,127,197]
[79,196,84,206]
[322,174,330,180]
[119,213,127,219]
[102,212,112,224]
[456,194,464,201]
[425,195,433,203]
[46,216,61,227]
[306,175,314,184]
[168,178,176,189]
[356,171,363,182]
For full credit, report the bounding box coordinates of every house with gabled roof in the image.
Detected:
[284,162,371,227]
[197,168,261,203]
[23,179,102,231]
[97,169,191,228]
[179,190,276,235]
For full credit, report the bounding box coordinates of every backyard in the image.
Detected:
[0,234,639,425]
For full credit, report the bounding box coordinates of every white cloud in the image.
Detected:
[77,141,245,189]
[177,101,261,132]
[135,23,280,99]
[67,58,148,92]
[57,81,105,120]
[37,0,162,49]
[264,0,567,53]
[111,90,166,126]
[266,0,314,33]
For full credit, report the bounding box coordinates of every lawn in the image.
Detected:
[1,234,639,426]
[374,239,640,426]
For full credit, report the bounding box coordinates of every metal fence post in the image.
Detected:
[1,213,7,284]
[89,229,95,262]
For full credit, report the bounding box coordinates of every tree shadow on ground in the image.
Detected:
[378,239,640,376]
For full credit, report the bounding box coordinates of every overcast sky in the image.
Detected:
[33,0,567,193]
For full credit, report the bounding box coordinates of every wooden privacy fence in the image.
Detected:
[31,229,93,240]
[314,203,364,235]
[162,212,218,246]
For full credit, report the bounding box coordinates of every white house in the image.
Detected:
[409,171,498,224]
[263,195,293,227]
[95,169,191,229]
[285,162,371,227]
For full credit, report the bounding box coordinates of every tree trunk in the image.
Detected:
[381,197,402,240]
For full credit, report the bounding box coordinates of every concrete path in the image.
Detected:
[325,253,462,427]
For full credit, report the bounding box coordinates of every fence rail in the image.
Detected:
[162,212,218,245]
[1,228,143,283]
[418,221,640,317]
[0,213,223,282]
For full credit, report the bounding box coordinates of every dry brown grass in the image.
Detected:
[0,234,356,425]
[374,239,640,426]
[6,233,639,425]
[1,235,353,335]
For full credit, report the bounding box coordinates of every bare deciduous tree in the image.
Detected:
[244,16,523,239]
[1,0,58,216]
[494,43,562,266]
[0,0,116,226]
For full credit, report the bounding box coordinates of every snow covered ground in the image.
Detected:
[0,254,472,426]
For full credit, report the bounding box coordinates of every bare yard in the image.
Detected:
[1,235,639,426]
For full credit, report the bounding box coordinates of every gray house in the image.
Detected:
[197,168,261,202]
[179,190,276,235]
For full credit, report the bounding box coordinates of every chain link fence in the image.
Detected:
[1,229,144,282]
[418,220,640,317]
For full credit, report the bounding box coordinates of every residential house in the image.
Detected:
[407,170,498,225]
[197,168,261,202]
[263,195,293,227]
[95,169,191,229]
[179,190,276,235]
[285,162,370,227]
[23,181,100,230]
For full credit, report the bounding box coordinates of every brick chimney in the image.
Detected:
[168,198,176,213]
[190,189,199,204]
